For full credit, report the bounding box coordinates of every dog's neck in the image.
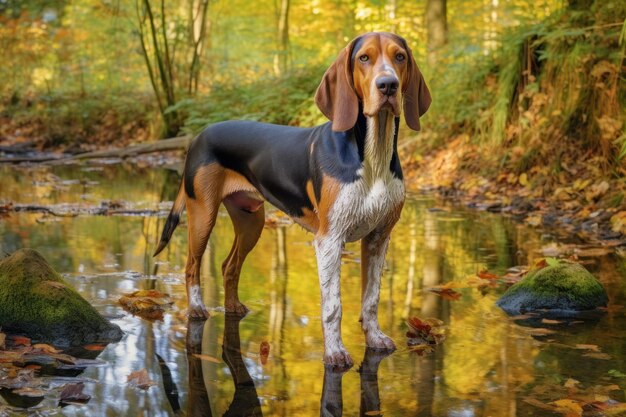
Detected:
[361,110,396,184]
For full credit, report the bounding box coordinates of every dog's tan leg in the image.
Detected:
[185,197,219,319]
[185,165,224,319]
[221,198,265,315]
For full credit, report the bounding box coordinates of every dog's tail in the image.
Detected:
[153,182,186,257]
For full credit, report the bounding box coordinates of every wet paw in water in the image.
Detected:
[325,348,354,370]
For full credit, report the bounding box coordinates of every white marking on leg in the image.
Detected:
[189,284,204,310]
[314,235,351,365]
[362,232,395,350]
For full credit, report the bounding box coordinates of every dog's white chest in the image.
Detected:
[330,176,404,242]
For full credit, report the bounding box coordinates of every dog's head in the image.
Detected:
[315,32,431,132]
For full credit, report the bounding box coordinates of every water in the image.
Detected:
[0,160,625,416]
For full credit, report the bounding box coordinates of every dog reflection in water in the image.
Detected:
[186,315,262,417]
[177,315,390,416]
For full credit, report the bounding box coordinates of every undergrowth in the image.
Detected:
[425,0,626,174]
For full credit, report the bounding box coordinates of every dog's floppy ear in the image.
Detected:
[401,41,432,131]
[315,39,359,132]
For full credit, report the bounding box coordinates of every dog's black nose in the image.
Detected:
[376,76,399,96]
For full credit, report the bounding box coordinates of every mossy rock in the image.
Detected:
[0,248,123,347]
[496,261,608,314]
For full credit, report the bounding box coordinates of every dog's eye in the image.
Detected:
[396,53,406,62]
[359,55,369,63]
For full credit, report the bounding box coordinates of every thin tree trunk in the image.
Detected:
[425,0,447,67]
[273,0,290,76]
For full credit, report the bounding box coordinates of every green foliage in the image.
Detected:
[168,68,326,135]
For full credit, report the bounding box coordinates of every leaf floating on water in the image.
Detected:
[524,327,556,336]
[127,369,156,390]
[406,317,446,355]
[12,387,46,398]
[59,382,91,404]
[83,344,106,352]
[260,341,270,365]
[119,289,173,321]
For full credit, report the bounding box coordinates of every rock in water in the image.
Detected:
[496,262,608,314]
[0,249,123,347]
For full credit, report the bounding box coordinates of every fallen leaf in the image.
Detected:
[583,352,612,360]
[523,397,556,411]
[525,327,556,336]
[8,335,31,347]
[550,399,583,416]
[0,332,5,350]
[83,344,106,351]
[12,387,46,398]
[364,411,383,416]
[59,382,91,404]
[127,369,155,390]
[119,290,173,321]
[477,270,499,280]
[33,344,62,354]
[541,319,562,325]
[564,378,580,389]
[406,317,446,353]
[260,341,270,365]
[574,344,600,352]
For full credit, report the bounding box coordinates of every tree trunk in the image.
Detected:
[273,0,290,76]
[425,0,447,67]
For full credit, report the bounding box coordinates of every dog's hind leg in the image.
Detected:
[185,165,224,319]
[221,194,265,315]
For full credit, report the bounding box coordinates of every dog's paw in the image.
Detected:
[366,331,396,351]
[324,347,354,370]
[188,304,209,320]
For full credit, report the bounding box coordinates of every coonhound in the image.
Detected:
[154,32,431,368]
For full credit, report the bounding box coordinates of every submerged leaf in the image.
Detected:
[127,369,155,390]
[59,382,91,404]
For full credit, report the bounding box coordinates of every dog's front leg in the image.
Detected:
[314,234,353,369]
[360,229,396,350]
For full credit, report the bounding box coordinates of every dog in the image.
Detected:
[154,32,431,368]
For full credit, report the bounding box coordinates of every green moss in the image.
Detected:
[0,249,122,347]
[497,261,608,314]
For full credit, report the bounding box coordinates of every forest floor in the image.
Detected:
[404,133,626,248]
